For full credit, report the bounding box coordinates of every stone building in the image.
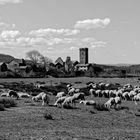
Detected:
[76,48,90,71]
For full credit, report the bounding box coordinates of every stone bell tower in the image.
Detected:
[79,48,88,64]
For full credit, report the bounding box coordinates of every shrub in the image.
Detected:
[28,103,36,106]
[44,111,54,120]
[0,98,17,108]
[0,104,5,111]
[93,103,109,111]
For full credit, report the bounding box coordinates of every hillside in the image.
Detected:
[0,54,14,63]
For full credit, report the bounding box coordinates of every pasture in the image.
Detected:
[0,77,140,140]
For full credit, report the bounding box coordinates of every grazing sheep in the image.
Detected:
[68,87,80,96]
[68,88,75,96]
[32,92,49,106]
[54,96,67,107]
[104,97,115,109]
[17,92,30,98]
[133,93,140,105]
[9,90,19,100]
[1,92,9,97]
[113,96,122,109]
[79,100,96,106]
[42,94,49,106]
[103,90,110,98]
[95,90,102,97]
[89,89,96,98]
[72,92,85,101]
[67,84,72,88]
[56,92,66,98]
[122,92,129,100]
[62,96,75,107]
[62,92,85,107]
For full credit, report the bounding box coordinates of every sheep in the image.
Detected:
[122,92,129,100]
[109,90,116,98]
[72,92,85,101]
[104,97,115,109]
[115,89,124,97]
[56,92,66,98]
[62,92,85,107]
[1,92,9,97]
[9,90,19,100]
[103,90,110,98]
[95,90,102,97]
[18,92,30,98]
[67,84,72,88]
[89,88,96,98]
[42,94,50,106]
[68,87,80,96]
[54,96,67,107]
[79,100,96,106]
[68,87,75,96]
[32,92,49,106]
[133,93,140,105]
[98,82,106,90]
[62,96,75,107]
[113,96,122,109]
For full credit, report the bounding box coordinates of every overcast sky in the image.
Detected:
[0,0,140,64]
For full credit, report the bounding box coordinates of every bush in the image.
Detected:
[0,104,5,111]
[0,98,17,108]
[93,103,109,111]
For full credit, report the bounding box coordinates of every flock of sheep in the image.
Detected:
[0,81,140,110]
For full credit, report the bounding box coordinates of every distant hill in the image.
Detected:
[0,54,15,63]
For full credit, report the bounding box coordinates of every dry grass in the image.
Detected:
[0,95,139,140]
[0,77,140,139]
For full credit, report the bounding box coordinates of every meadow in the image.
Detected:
[0,77,140,140]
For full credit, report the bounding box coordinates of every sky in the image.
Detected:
[0,0,140,64]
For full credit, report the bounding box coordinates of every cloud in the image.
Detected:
[29,28,80,37]
[0,30,21,40]
[69,46,78,50]
[81,37,107,48]
[0,18,16,30]
[0,0,22,5]
[74,18,110,29]
[0,22,9,29]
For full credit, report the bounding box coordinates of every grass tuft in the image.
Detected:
[44,111,54,120]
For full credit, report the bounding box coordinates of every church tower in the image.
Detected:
[79,48,88,64]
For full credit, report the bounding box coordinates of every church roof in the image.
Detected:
[55,57,64,66]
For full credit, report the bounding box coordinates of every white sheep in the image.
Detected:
[104,97,115,109]
[54,96,67,107]
[113,96,122,108]
[9,90,19,100]
[62,96,75,107]
[32,92,49,106]
[1,92,9,97]
[79,100,96,106]
[18,92,30,98]
[133,93,140,105]
[56,92,66,98]
[89,88,95,98]
[62,92,85,107]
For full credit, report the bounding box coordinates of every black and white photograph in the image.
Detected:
[0,0,140,139]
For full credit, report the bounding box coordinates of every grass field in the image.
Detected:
[0,77,140,140]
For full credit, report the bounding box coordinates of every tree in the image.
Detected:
[1,63,7,72]
[26,50,43,65]
[26,50,53,74]
[40,56,53,71]
[93,66,103,77]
